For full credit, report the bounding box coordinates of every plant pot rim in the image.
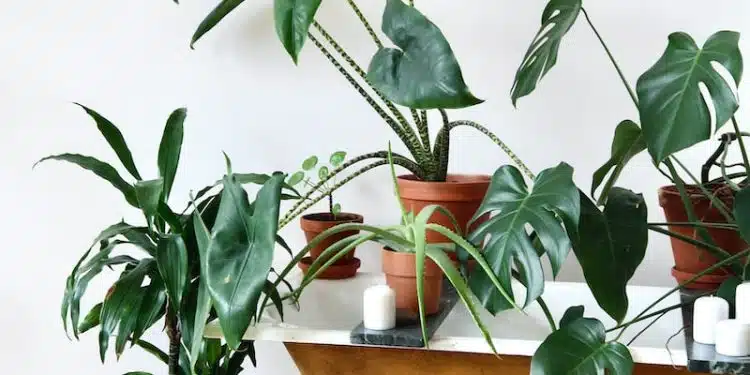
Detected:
[301,212,363,222]
[397,174,490,202]
[671,266,731,287]
[381,246,441,277]
[298,256,360,280]
[300,212,363,232]
[397,174,491,185]
[658,183,735,199]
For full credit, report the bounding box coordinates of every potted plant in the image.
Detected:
[187,0,534,244]
[36,105,296,374]
[288,152,364,279]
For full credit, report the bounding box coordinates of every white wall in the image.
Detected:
[3,0,750,373]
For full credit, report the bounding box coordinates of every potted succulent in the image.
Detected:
[288,152,364,279]
[188,0,534,243]
[36,105,295,374]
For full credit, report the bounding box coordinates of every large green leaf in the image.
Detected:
[531,317,633,375]
[115,286,147,358]
[734,186,750,243]
[573,189,647,323]
[637,31,743,163]
[511,0,581,106]
[156,234,189,309]
[274,0,322,64]
[132,280,166,343]
[559,305,584,328]
[188,213,214,372]
[367,0,482,109]
[158,108,187,200]
[205,173,283,349]
[191,0,246,48]
[135,179,164,220]
[591,120,646,204]
[468,163,580,313]
[78,303,102,335]
[74,103,142,180]
[34,154,138,207]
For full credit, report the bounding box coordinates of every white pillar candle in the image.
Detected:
[736,282,750,321]
[363,285,396,331]
[715,319,750,356]
[693,296,729,344]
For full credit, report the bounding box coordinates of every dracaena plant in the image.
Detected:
[184,0,535,229]
[36,105,297,375]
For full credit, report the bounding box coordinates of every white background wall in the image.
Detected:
[3,0,750,373]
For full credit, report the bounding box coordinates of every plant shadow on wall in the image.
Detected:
[182,0,750,374]
[35,105,302,375]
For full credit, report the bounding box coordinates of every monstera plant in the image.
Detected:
[37,105,297,375]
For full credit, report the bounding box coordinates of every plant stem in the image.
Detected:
[732,116,750,175]
[346,0,383,48]
[537,296,557,331]
[606,299,695,333]
[648,222,738,230]
[648,225,738,273]
[671,157,734,223]
[166,306,181,375]
[581,8,638,109]
[328,194,334,216]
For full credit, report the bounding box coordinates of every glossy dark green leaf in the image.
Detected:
[205,173,283,349]
[34,154,138,207]
[637,31,743,163]
[156,234,189,308]
[367,0,482,109]
[274,0,322,63]
[78,303,102,335]
[158,108,187,200]
[559,305,584,328]
[188,213,213,371]
[531,317,633,375]
[717,277,742,318]
[191,0,246,48]
[276,234,293,257]
[573,189,647,323]
[264,280,284,320]
[302,156,318,171]
[132,280,166,343]
[74,103,142,180]
[330,151,346,166]
[158,201,183,233]
[511,0,581,106]
[734,186,750,243]
[134,339,169,364]
[468,163,579,313]
[226,341,256,375]
[115,286,147,358]
[591,120,646,204]
[135,179,164,220]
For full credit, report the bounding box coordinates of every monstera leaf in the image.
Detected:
[468,163,580,314]
[573,189,647,323]
[511,0,582,106]
[275,0,323,63]
[591,120,646,204]
[531,317,633,375]
[637,31,743,163]
[367,0,482,109]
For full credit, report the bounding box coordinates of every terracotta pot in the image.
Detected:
[658,184,746,290]
[299,212,364,279]
[397,174,490,245]
[382,247,443,315]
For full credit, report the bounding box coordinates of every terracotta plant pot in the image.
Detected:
[299,212,364,279]
[658,184,746,290]
[397,174,490,244]
[382,247,443,315]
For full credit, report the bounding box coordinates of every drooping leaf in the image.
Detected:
[74,103,142,180]
[573,189,648,323]
[78,303,102,335]
[158,108,187,200]
[511,0,582,106]
[205,173,284,349]
[34,154,138,207]
[134,339,169,364]
[115,286,147,358]
[191,0,246,48]
[317,166,329,180]
[734,186,750,243]
[135,179,165,220]
[637,31,743,163]
[132,280,166,343]
[263,280,284,321]
[591,120,646,204]
[367,0,482,109]
[274,0,323,63]
[158,202,183,233]
[559,305,584,328]
[302,156,318,171]
[531,317,633,375]
[275,234,293,257]
[468,163,580,313]
[329,151,346,166]
[156,234,189,308]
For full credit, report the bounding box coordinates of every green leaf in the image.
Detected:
[302,156,318,171]
[367,0,482,109]
[132,280,166,343]
[274,0,322,63]
[191,0,246,48]
[591,120,646,204]
[287,171,304,186]
[158,108,187,200]
[559,305,584,328]
[226,341,256,375]
[318,166,329,180]
[275,234,293,257]
[156,234,189,308]
[511,0,582,106]
[189,213,213,372]
[134,339,168,364]
[74,103,142,180]
[329,151,346,166]
[331,203,342,216]
[637,31,743,163]
[573,189,648,323]
[34,154,138,208]
[205,173,284,349]
[235,173,271,185]
[734,186,750,243]
[135,179,165,220]
[531,317,633,375]
[468,163,579,313]
[115,286,147,358]
[78,303,102,335]
[717,277,742,318]
[263,281,284,320]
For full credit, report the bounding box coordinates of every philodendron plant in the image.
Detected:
[185,0,535,228]
[287,151,347,217]
[37,105,297,375]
